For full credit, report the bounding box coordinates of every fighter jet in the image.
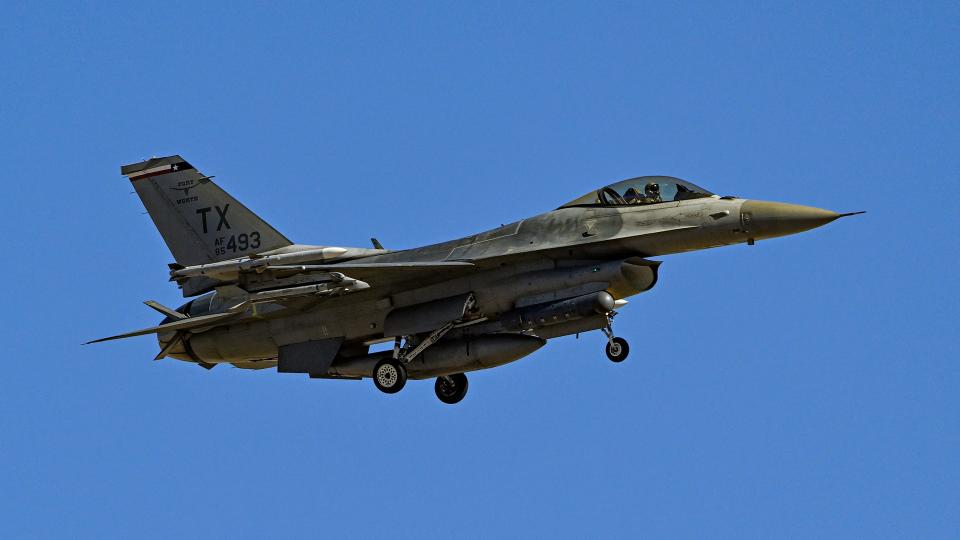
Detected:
[89,155,862,404]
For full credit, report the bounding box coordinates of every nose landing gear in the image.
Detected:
[604,336,629,362]
[601,313,629,362]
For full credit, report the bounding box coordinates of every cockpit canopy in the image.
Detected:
[560,176,714,208]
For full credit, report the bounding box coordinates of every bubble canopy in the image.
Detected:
[559,176,715,208]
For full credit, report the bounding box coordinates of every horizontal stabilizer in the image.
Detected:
[154,333,184,360]
[87,310,240,344]
[143,300,186,320]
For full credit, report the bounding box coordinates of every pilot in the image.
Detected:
[623,187,642,205]
[644,182,661,203]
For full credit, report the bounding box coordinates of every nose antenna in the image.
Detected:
[837,211,867,218]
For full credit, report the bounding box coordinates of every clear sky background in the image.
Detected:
[1,2,957,538]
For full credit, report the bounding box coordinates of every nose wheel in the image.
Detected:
[602,314,629,362]
[435,373,469,404]
[605,337,629,362]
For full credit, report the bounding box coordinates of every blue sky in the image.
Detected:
[1,1,958,538]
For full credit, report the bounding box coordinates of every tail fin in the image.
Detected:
[121,155,292,266]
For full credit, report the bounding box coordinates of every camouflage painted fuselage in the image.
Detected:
[95,155,853,387]
[170,195,747,374]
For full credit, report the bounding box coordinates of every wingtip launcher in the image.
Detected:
[169,247,349,281]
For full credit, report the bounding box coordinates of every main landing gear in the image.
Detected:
[435,373,469,405]
[373,331,470,404]
[373,358,407,394]
[372,359,469,405]
[601,313,629,362]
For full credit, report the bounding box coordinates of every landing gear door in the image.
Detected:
[278,337,344,375]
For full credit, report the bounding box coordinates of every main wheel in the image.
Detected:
[605,337,629,362]
[435,373,469,404]
[373,358,407,394]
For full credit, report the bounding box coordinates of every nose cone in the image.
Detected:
[741,200,842,240]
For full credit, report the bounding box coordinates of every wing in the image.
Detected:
[88,261,478,344]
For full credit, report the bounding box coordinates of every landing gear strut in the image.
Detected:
[601,313,629,362]
[435,373,469,404]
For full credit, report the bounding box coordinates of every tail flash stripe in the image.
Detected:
[128,162,196,181]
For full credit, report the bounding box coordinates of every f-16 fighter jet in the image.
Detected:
[90,155,862,404]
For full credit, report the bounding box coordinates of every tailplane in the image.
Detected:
[121,155,292,266]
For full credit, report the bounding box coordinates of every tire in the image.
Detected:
[605,337,629,362]
[373,358,407,394]
[435,373,469,404]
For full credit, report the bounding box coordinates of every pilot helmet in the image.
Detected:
[645,182,660,196]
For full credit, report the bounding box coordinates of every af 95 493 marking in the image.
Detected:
[214,231,261,256]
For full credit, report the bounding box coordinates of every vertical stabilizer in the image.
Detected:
[121,155,292,266]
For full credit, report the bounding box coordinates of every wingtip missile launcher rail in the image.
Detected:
[242,277,371,303]
[169,247,349,281]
